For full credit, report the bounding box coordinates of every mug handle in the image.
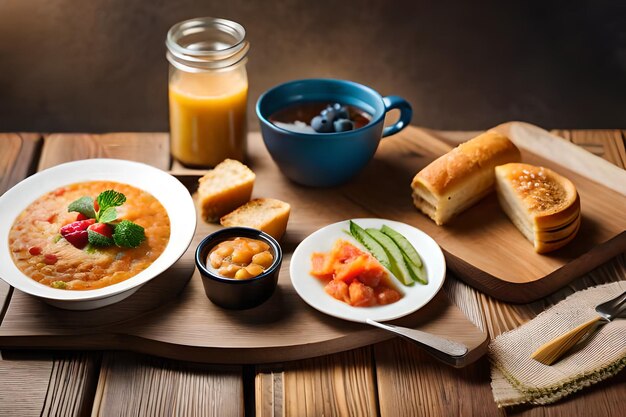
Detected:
[382,96,412,138]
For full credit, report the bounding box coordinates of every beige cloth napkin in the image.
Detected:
[489,281,626,406]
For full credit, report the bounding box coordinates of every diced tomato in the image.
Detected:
[310,252,333,279]
[376,287,402,305]
[325,280,350,303]
[310,239,402,308]
[29,246,42,256]
[334,240,362,263]
[349,281,375,307]
[93,200,99,212]
[43,254,58,265]
[334,255,367,283]
[76,213,88,221]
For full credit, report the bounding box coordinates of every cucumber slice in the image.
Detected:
[365,228,414,286]
[348,221,391,270]
[380,224,423,268]
[403,252,428,285]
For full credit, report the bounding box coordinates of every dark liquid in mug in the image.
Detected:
[269,102,372,134]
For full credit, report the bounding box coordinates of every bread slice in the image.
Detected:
[534,219,580,254]
[220,198,291,240]
[495,163,580,253]
[411,131,521,225]
[197,159,255,222]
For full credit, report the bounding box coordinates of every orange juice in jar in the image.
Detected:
[166,18,249,167]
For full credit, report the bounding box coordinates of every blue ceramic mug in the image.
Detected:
[256,79,412,187]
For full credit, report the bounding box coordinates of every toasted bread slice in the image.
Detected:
[411,131,521,225]
[220,198,291,240]
[495,163,580,253]
[197,159,255,222]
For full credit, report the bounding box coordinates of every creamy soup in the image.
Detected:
[8,181,170,290]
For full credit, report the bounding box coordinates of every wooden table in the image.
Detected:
[0,128,624,417]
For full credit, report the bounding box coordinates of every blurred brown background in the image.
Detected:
[0,0,624,132]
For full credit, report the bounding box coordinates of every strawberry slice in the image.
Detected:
[88,223,113,238]
[60,219,95,249]
[87,223,114,246]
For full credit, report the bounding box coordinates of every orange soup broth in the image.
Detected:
[8,181,170,290]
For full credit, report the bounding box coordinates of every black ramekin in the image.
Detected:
[195,227,282,310]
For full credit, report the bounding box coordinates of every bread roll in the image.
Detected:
[197,159,255,222]
[220,198,291,240]
[495,163,580,253]
[411,131,521,225]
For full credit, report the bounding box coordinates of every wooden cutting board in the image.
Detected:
[0,131,488,368]
[343,122,626,302]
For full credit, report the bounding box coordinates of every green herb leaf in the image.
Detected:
[97,190,126,210]
[67,196,96,219]
[98,207,118,224]
[113,220,145,248]
[88,229,114,246]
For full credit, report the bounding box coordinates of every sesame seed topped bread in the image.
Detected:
[197,159,255,222]
[220,198,291,240]
[411,131,521,225]
[495,163,581,253]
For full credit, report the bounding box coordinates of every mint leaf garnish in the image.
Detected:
[88,229,114,246]
[113,220,145,248]
[97,190,126,211]
[94,190,125,223]
[68,196,96,219]
[98,207,118,224]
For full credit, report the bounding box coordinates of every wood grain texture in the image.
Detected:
[376,343,497,417]
[0,133,40,193]
[0,133,40,320]
[39,133,170,170]
[0,359,53,417]
[257,348,378,417]
[0,352,100,417]
[92,352,244,417]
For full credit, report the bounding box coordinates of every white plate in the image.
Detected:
[0,159,197,310]
[290,218,446,323]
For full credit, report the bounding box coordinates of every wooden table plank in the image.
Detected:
[376,343,497,417]
[0,351,100,417]
[256,348,378,417]
[39,133,170,170]
[0,133,40,315]
[552,129,626,167]
[0,359,53,417]
[0,133,40,193]
[92,353,244,417]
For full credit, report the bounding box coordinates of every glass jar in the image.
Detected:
[166,17,249,167]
